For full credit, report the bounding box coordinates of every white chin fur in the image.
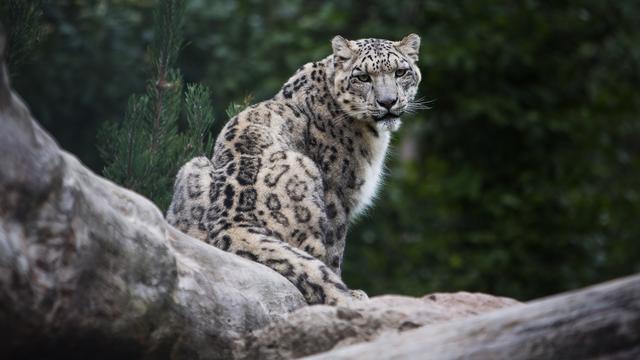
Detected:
[376,118,402,132]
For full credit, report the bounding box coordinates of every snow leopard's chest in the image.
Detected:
[305,111,392,220]
[349,131,391,218]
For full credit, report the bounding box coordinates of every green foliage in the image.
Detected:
[343,1,640,300]
[98,0,214,211]
[184,83,215,158]
[0,0,44,73]
[152,0,185,74]
[11,1,152,170]
[12,0,640,300]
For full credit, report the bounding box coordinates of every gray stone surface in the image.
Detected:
[307,274,640,360]
[235,293,519,359]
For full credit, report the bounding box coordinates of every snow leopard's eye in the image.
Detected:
[395,69,408,78]
[355,74,371,82]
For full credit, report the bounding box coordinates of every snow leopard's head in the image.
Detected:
[330,34,422,131]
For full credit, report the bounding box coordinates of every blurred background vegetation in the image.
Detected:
[6,0,640,300]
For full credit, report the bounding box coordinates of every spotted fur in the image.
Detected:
[167,34,422,306]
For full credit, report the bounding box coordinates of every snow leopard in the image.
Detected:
[167,34,422,306]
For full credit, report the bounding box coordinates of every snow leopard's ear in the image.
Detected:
[396,33,421,62]
[331,35,355,63]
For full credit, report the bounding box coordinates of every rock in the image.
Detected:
[307,275,640,360]
[235,293,519,359]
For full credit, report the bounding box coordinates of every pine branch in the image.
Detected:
[152,0,185,73]
[185,83,215,157]
[149,0,184,155]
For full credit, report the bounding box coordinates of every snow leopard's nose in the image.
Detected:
[377,97,397,110]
